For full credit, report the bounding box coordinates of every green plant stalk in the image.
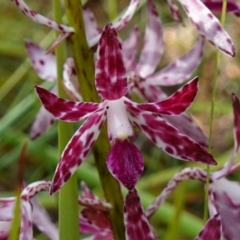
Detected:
[204,0,228,222]
[52,1,80,239]
[63,1,125,239]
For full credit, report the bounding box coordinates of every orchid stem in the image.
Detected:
[52,1,80,239]
[63,0,125,239]
[204,0,228,222]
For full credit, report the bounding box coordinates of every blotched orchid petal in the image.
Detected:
[0,199,15,221]
[210,178,240,240]
[203,0,240,16]
[177,0,235,56]
[0,221,10,240]
[83,8,101,42]
[35,85,101,122]
[79,183,111,236]
[131,79,168,102]
[95,25,128,100]
[145,167,207,217]
[13,0,74,33]
[25,40,56,81]
[232,93,240,151]
[122,27,140,72]
[89,0,140,47]
[135,0,164,78]
[147,38,204,86]
[50,111,106,194]
[128,110,216,166]
[124,189,156,240]
[211,93,240,179]
[195,214,221,240]
[106,139,144,190]
[167,0,183,21]
[31,198,58,240]
[63,58,82,101]
[19,201,33,240]
[30,87,56,140]
[21,181,52,201]
[161,113,208,147]
[126,77,198,115]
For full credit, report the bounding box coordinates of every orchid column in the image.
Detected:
[63,1,125,239]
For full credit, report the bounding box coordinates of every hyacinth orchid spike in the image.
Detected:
[144,94,240,240]
[166,0,235,56]
[35,24,216,194]
[0,181,58,240]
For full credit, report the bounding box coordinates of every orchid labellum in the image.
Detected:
[35,24,216,194]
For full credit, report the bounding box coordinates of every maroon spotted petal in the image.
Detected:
[212,94,240,179]
[127,110,216,165]
[83,8,101,42]
[19,201,33,240]
[136,0,164,78]
[147,38,204,86]
[161,113,208,147]
[125,77,198,115]
[195,214,221,240]
[25,40,56,81]
[35,85,102,122]
[13,0,74,33]
[30,198,58,240]
[178,0,235,56]
[124,189,157,240]
[95,25,128,100]
[50,111,106,194]
[210,178,240,240]
[146,167,207,218]
[106,139,144,190]
[89,0,140,47]
[232,93,240,151]
[63,58,82,101]
[203,0,240,17]
[122,27,140,72]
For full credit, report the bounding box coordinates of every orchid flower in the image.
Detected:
[13,0,140,48]
[77,0,208,147]
[79,182,221,240]
[202,0,240,17]
[35,24,216,194]
[25,40,80,139]
[144,93,240,240]
[0,181,58,240]
[122,0,208,146]
[166,0,235,56]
